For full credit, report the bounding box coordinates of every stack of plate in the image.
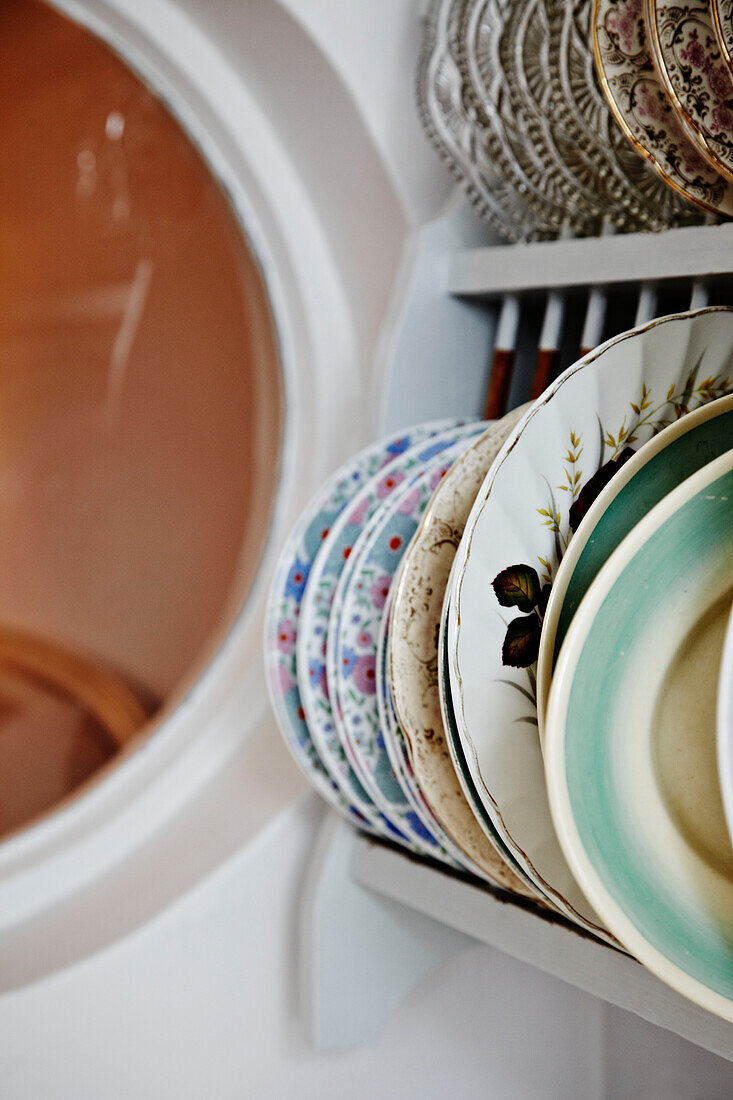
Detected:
[265,307,733,1020]
[418,0,733,236]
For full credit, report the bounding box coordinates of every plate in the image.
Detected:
[719,603,733,847]
[593,0,733,216]
[548,0,699,230]
[712,0,733,74]
[437,591,545,900]
[459,0,599,236]
[448,307,733,926]
[298,421,476,829]
[389,408,537,891]
[417,0,546,242]
[376,596,441,846]
[545,451,733,1021]
[538,393,733,735]
[265,422,447,827]
[647,0,733,183]
[328,426,485,854]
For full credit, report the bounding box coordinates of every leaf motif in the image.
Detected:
[502,614,541,667]
[492,565,540,612]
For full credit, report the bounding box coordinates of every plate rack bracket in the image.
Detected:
[300,812,472,1052]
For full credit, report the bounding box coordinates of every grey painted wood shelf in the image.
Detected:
[447,222,733,297]
[351,832,733,1062]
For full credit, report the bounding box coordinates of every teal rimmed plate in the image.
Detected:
[545,450,733,1020]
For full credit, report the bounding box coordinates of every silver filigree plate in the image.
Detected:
[648,0,733,183]
[457,0,597,236]
[549,0,702,228]
[502,0,609,230]
[417,0,546,241]
[593,0,733,216]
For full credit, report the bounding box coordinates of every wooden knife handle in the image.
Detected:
[483,348,514,420]
[530,348,560,401]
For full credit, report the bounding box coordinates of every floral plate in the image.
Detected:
[537,393,733,739]
[298,421,476,832]
[647,0,733,183]
[593,0,733,215]
[388,408,538,894]
[712,0,733,74]
[448,308,733,929]
[265,421,447,832]
[331,435,483,862]
[326,424,485,855]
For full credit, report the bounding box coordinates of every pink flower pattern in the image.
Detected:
[352,654,377,695]
[600,0,728,208]
[376,470,405,499]
[370,575,391,609]
[277,619,297,653]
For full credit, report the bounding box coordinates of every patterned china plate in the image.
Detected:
[334,429,493,866]
[417,0,547,242]
[437,593,547,901]
[265,422,449,827]
[458,0,598,236]
[712,0,733,74]
[647,0,733,183]
[298,421,477,828]
[549,0,700,228]
[374,601,489,873]
[448,308,733,929]
[332,436,489,866]
[388,408,538,892]
[497,0,610,229]
[325,425,485,852]
[376,597,443,846]
[593,0,733,215]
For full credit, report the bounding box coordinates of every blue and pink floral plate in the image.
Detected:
[264,420,451,832]
[330,431,486,863]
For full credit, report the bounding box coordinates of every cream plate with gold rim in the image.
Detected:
[389,407,538,896]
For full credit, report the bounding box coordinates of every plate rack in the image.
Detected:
[304,201,733,1058]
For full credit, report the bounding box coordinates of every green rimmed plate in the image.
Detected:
[545,450,733,1021]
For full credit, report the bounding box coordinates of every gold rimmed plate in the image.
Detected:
[647,0,733,184]
[712,0,733,75]
[593,0,733,216]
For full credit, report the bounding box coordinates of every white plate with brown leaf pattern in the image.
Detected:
[447,308,733,932]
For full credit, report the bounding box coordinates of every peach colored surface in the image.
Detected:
[0,0,282,832]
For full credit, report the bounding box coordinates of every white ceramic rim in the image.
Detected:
[537,392,733,736]
[545,449,733,1022]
